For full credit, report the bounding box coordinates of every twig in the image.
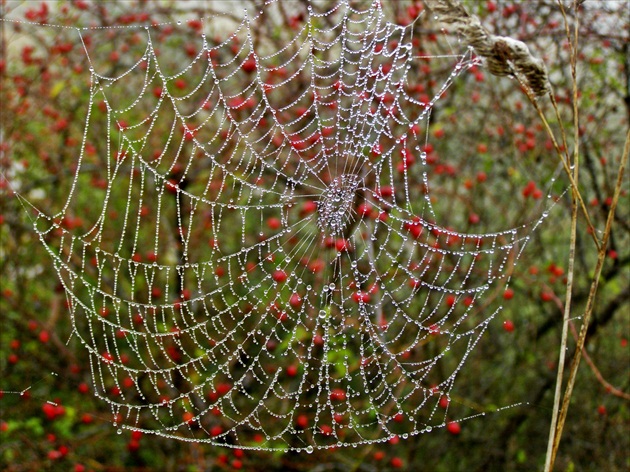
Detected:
[529,97,601,250]
[547,285,630,401]
[569,317,630,401]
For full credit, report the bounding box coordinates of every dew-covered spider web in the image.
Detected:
[8,0,551,451]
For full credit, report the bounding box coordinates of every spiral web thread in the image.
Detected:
[19,1,547,451]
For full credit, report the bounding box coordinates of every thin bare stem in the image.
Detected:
[544,3,581,471]
[544,185,578,472]
[547,128,630,470]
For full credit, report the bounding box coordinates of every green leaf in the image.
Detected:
[50,81,65,98]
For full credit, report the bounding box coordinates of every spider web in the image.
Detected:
[12,0,548,451]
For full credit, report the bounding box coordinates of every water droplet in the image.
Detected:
[306,445,314,454]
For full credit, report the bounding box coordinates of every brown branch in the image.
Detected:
[570,318,630,401]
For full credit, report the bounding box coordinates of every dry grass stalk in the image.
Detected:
[424,0,549,96]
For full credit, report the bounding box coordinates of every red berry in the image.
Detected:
[241,55,256,73]
[377,186,394,198]
[373,451,385,461]
[39,330,50,343]
[289,293,302,308]
[503,320,515,332]
[352,291,370,304]
[302,200,317,214]
[404,218,423,239]
[286,365,298,377]
[335,238,350,252]
[267,217,281,230]
[272,270,287,283]
[447,421,461,435]
[541,291,554,302]
[357,202,372,217]
[183,411,195,424]
[597,405,607,416]
[217,383,231,396]
[552,265,565,277]
[391,457,404,468]
[42,403,57,420]
[330,388,346,401]
[296,414,308,429]
[320,424,333,436]
[503,288,514,300]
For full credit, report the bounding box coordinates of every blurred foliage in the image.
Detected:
[1,1,629,471]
